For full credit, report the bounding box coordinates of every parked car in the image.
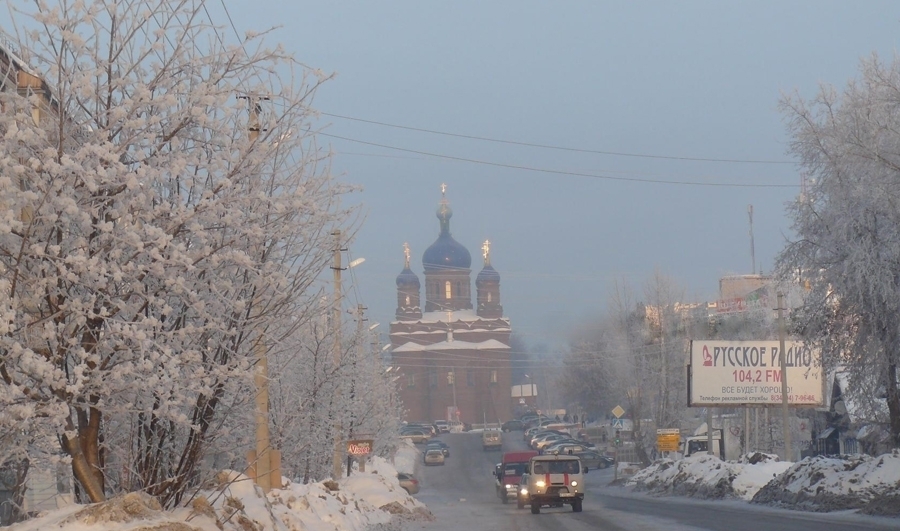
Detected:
[424,448,445,466]
[399,429,430,444]
[545,443,591,455]
[574,450,614,471]
[502,419,524,432]
[533,434,567,450]
[426,440,450,457]
[405,423,436,437]
[434,420,450,433]
[397,472,420,495]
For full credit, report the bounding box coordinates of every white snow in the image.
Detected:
[393,310,510,325]
[627,450,900,514]
[392,339,510,352]
[8,442,429,531]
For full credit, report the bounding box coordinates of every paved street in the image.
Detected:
[401,432,898,531]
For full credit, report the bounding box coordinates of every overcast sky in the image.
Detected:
[222,1,900,350]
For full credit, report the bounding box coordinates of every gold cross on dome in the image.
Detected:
[482,239,491,264]
[403,242,411,268]
[441,183,447,196]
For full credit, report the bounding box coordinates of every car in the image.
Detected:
[527,429,564,446]
[501,419,524,432]
[426,440,450,457]
[516,474,530,509]
[405,423,436,437]
[424,448,445,466]
[574,450,614,471]
[434,420,450,433]
[544,439,596,453]
[399,429,430,444]
[397,472,420,495]
[545,443,590,455]
[533,434,566,450]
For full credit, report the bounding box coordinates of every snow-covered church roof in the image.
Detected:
[392,339,510,352]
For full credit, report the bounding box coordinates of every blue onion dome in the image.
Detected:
[422,191,471,271]
[476,263,500,284]
[396,267,420,287]
[397,242,421,286]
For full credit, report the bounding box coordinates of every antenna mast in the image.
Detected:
[748,205,756,274]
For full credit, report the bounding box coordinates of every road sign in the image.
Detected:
[612,418,624,429]
[611,405,625,418]
[656,429,680,452]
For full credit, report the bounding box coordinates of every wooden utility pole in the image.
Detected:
[243,95,280,492]
[332,230,344,480]
[777,291,792,461]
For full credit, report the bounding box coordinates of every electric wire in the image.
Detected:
[320,111,795,165]
[318,132,797,188]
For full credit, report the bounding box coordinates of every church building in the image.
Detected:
[389,186,512,425]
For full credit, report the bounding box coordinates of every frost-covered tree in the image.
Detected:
[0,0,353,504]
[268,305,402,484]
[562,272,704,464]
[778,54,900,448]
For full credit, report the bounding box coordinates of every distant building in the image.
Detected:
[389,187,512,424]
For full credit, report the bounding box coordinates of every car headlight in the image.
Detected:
[535,480,546,487]
[505,484,512,489]
[570,480,578,487]
[520,488,528,495]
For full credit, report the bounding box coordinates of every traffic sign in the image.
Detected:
[656,429,680,452]
[612,418,624,429]
[611,405,625,418]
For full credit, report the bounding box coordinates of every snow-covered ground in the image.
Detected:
[626,450,900,517]
[8,440,430,531]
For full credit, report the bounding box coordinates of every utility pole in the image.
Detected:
[243,95,279,493]
[352,304,367,472]
[777,291,792,461]
[332,230,345,480]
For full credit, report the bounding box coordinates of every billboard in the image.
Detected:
[688,340,824,407]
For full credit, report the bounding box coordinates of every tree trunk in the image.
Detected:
[61,417,105,503]
[7,458,29,524]
[887,362,900,448]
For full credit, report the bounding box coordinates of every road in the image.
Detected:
[401,431,898,531]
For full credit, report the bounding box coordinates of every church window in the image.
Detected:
[487,292,492,303]
[447,370,455,385]
[445,281,452,299]
[456,282,461,298]
[405,295,410,306]
[490,370,498,384]
[406,374,415,388]
[467,370,475,386]
[428,369,437,387]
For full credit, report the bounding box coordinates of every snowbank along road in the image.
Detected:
[399,432,898,531]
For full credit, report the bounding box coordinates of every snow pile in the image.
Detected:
[9,450,432,531]
[393,438,420,474]
[627,452,792,500]
[751,450,900,515]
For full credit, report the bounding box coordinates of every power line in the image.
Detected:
[320,111,795,165]
[318,132,798,188]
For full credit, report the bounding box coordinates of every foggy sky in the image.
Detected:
[224,1,900,349]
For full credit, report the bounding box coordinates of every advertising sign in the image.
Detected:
[688,340,823,407]
[346,439,374,456]
[656,428,680,452]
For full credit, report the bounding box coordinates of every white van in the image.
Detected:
[521,454,584,513]
[482,429,502,451]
